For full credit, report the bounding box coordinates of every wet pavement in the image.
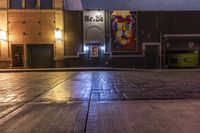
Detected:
[0,71,200,133]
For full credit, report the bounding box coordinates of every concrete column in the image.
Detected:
[22,0,25,9]
[52,0,55,9]
[0,0,8,8]
[54,0,63,9]
[37,0,40,9]
[0,10,10,68]
[7,0,10,8]
[0,41,9,59]
[54,10,64,67]
[0,11,9,59]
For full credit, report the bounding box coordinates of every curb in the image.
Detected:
[0,68,199,73]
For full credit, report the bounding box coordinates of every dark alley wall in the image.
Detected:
[138,11,200,42]
[162,11,200,34]
[64,11,83,56]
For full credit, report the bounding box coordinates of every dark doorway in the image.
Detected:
[12,45,24,67]
[88,44,101,67]
[145,45,159,69]
[27,44,53,68]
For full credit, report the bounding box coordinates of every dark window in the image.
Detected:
[10,0,22,9]
[26,0,37,9]
[41,0,53,9]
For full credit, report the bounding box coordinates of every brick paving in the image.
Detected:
[0,71,200,133]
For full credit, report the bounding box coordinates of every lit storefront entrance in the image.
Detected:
[27,44,53,68]
[88,43,102,67]
[83,10,105,67]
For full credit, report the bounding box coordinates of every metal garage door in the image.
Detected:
[27,44,53,68]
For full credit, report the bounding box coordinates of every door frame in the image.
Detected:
[90,45,99,58]
[27,44,54,68]
[86,42,103,67]
[11,44,25,68]
[142,42,161,69]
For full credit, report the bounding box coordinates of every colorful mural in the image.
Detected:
[111,11,137,52]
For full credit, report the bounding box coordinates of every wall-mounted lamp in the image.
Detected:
[100,46,105,51]
[55,28,62,40]
[0,30,7,41]
[84,45,89,51]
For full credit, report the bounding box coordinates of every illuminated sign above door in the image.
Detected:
[83,10,105,43]
[84,13,103,22]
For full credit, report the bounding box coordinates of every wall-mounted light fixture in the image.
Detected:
[100,46,105,51]
[0,29,7,41]
[84,45,89,52]
[55,28,62,40]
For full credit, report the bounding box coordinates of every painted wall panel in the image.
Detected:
[111,11,137,52]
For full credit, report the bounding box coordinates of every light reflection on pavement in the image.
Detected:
[0,71,200,133]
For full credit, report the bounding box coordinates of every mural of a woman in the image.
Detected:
[111,11,137,52]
